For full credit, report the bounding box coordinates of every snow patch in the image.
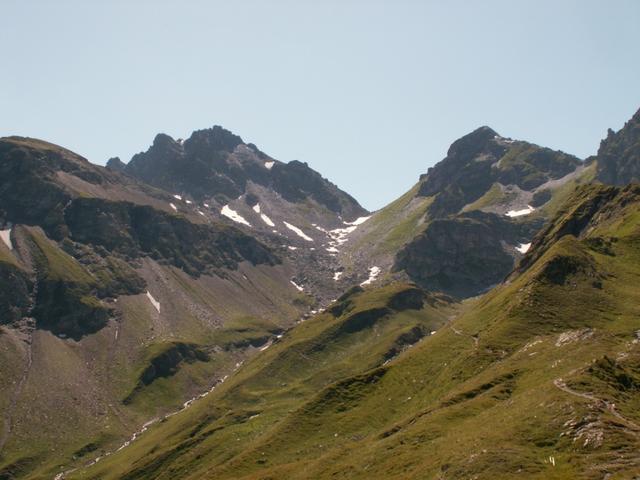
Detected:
[185,200,192,205]
[323,217,370,248]
[333,271,343,281]
[197,210,205,216]
[516,242,531,254]
[494,134,515,144]
[260,214,275,227]
[506,205,535,217]
[287,246,298,251]
[265,161,275,170]
[170,203,178,212]
[283,222,313,241]
[0,229,12,250]
[221,205,252,227]
[326,225,357,246]
[343,216,371,226]
[203,203,210,208]
[326,246,339,253]
[173,194,182,201]
[146,291,160,312]
[290,280,304,292]
[252,203,276,226]
[360,266,381,286]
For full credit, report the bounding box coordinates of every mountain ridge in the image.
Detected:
[62,180,640,480]
[114,125,367,222]
[1,106,640,479]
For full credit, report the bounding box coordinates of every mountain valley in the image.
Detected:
[1,107,639,480]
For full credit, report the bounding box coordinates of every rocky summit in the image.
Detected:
[118,125,366,223]
[596,107,640,185]
[1,106,640,480]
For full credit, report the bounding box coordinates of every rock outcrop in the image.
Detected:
[596,107,640,185]
[123,126,367,220]
[394,211,539,297]
[418,126,581,217]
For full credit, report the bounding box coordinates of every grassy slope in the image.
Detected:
[461,182,517,212]
[0,136,317,478]
[0,233,304,479]
[68,186,640,480]
[0,239,21,269]
[341,183,433,275]
[540,162,597,218]
[66,283,457,480]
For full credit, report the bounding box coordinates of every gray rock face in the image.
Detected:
[394,211,540,298]
[106,156,126,171]
[122,126,367,220]
[596,108,640,185]
[418,126,581,217]
[0,137,280,340]
[391,126,582,298]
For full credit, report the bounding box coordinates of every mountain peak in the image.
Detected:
[417,125,581,218]
[118,125,367,223]
[152,132,177,147]
[446,125,500,158]
[417,126,508,201]
[105,156,126,171]
[185,125,244,152]
[596,106,640,185]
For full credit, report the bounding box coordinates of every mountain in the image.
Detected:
[596,107,640,185]
[108,126,375,302]
[62,182,640,480]
[2,106,640,480]
[0,137,318,478]
[114,126,367,235]
[343,127,589,297]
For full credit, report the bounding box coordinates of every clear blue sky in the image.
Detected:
[2,1,639,210]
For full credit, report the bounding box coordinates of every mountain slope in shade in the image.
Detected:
[3,106,640,480]
[596,107,640,185]
[65,183,640,480]
[115,126,367,231]
[0,137,316,478]
[109,126,374,303]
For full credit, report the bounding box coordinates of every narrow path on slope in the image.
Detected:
[553,378,640,433]
[53,367,240,480]
[451,325,479,348]
[52,311,310,479]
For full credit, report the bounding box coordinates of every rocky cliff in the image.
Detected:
[596,107,640,185]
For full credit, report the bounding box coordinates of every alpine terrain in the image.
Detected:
[0,107,639,480]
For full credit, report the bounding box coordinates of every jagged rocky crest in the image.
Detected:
[384,126,582,297]
[0,137,280,339]
[118,126,367,220]
[2,106,640,479]
[418,126,581,217]
[596,107,640,185]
